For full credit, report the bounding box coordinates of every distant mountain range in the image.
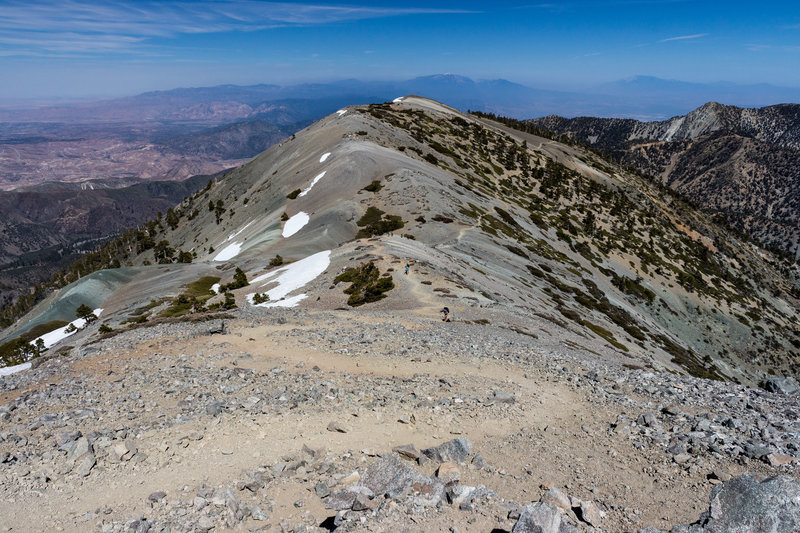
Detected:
[1,73,796,191]
[531,101,800,259]
[2,74,798,124]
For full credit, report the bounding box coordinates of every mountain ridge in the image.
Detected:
[4,97,798,386]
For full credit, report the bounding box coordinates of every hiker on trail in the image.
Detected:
[405,263,410,275]
[440,307,450,322]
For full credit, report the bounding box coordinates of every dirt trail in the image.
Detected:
[1,309,793,533]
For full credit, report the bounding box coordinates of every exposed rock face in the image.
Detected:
[512,502,575,533]
[421,437,473,464]
[763,376,800,396]
[531,102,800,258]
[645,475,800,533]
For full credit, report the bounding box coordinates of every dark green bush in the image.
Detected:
[334,262,395,306]
[355,207,403,238]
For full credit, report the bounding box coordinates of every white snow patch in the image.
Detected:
[33,308,104,349]
[226,221,253,242]
[319,152,331,163]
[0,362,31,377]
[298,171,326,197]
[282,212,309,238]
[336,109,347,116]
[210,283,220,294]
[248,250,331,308]
[213,242,242,261]
[392,96,404,103]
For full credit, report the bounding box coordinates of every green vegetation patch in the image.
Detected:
[287,189,301,200]
[0,319,70,367]
[362,180,383,193]
[654,334,724,381]
[186,276,222,298]
[584,321,629,352]
[611,273,656,304]
[334,261,395,306]
[356,207,404,238]
[158,276,221,318]
[22,320,70,341]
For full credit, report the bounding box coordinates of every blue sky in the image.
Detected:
[1,0,799,101]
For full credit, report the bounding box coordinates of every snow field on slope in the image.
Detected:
[32,308,105,350]
[319,152,331,163]
[247,250,331,308]
[226,221,253,242]
[282,212,309,238]
[0,362,31,377]
[213,242,242,261]
[298,171,326,197]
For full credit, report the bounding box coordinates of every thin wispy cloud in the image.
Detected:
[659,33,708,42]
[0,1,473,56]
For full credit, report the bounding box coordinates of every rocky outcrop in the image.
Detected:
[531,102,800,259]
[642,475,800,533]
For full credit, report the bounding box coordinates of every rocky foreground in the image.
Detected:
[1,307,798,532]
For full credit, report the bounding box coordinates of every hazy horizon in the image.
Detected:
[2,0,800,102]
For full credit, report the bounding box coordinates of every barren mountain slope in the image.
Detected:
[530,102,800,259]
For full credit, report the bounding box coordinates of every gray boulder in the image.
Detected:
[325,486,375,511]
[420,437,472,464]
[512,502,578,533]
[762,377,800,395]
[360,454,444,506]
[664,475,800,532]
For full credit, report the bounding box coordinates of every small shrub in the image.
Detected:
[98,323,113,333]
[362,180,383,192]
[252,292,269,304]
[220,267,249,292]
[75,304,97,323]
[223,293,237,310]
[334,262,395,306]
[355,207,404,238]
[584,321,628,352]
[269,255,284,267]
[287,189,301,199]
